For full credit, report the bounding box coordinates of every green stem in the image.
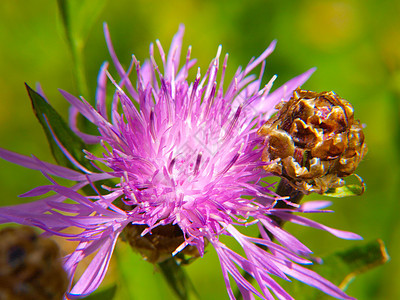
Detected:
[158,257,199,300]
[57,0,89,98]
[71,40,89,98]
[235,178,304,299]
[269,178,304,228]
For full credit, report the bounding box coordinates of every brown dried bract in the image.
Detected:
[122,223,202,264]
[258,88,367,194]
[0,226,68,300]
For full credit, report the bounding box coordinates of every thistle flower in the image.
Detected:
[0,24,362,299]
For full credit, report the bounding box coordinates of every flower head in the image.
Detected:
[0,24,361,299]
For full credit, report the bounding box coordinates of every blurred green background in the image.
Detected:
[0,0,399,299]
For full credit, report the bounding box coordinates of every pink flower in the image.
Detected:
[0,24,360,299]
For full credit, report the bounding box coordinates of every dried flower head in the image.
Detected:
[0,226,68,300]
[0,25,362,300]
[258,88,367,194]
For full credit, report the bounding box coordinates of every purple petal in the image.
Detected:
[300,200,333,211]
[243,40,277,77]
[96,62,109,119]
[260,218,313,255]
[69,233,119,297]
[0,148,88,181]
[103,23,138,101]
[42,117,95,174]
[69,106,102,144]
[276,212,363,240]
[0,182,86,225]
[166,24,185,79]
[59,89,97,123]
[276,261,356,300]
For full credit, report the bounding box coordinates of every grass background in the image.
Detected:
[0,0,399,299]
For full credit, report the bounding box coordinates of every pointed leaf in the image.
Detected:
[313,239,389,288]
[26,83,93,172]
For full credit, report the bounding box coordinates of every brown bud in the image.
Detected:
[0,226,68,300]
[258,88,367,194]
[122,223,202,264]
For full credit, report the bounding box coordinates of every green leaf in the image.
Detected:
[158,257,198,300]
[288,239,390,300]
[83,284,117,300]
[313,239,389,289]
[324,174,365,197]
[26,83,92,171]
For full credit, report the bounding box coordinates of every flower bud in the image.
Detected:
[258,88,367,194]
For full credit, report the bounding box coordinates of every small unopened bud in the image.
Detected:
[0,226,68,300]
[258,88,367,194]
